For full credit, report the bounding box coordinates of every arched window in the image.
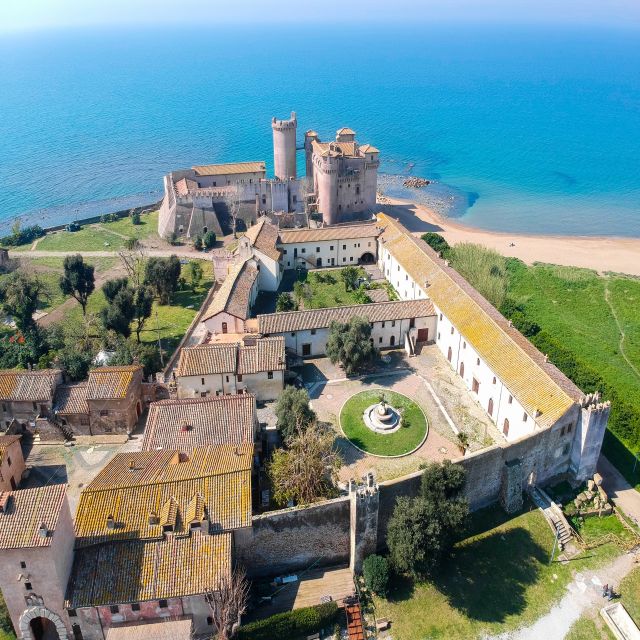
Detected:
[503,418,510,436]
[488,398,494,416]
[447,346,452,362]
[221,322,228,334]
[459,362,464,377]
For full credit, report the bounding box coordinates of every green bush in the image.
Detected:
[203,230,217,249]
[0,224,45,247]
[363,554,390,596]
[421,232,451,257]
[237,601,339,640]
[130,210,141,225]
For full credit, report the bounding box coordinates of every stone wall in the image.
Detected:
[234,497,351,578]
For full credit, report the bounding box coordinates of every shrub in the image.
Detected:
[276,292,296,312]
[237,601,339,640]
[0,224,45,247]
[193,235,203,251]
[421,232,451,257]
[203,230,217,249]
[363,554,390,596]
[130,210,141,225]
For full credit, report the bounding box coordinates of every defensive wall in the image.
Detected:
[236,417,581,577]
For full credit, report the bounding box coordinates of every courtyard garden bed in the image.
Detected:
[339,389,428,457]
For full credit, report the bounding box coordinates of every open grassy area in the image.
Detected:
[566,615,616,640]
[505,261,640,487]
[98,210,159,241]
[295,268,367,309]
[340,389,428,456]
[373,505,622,640]
[36,226,128,252]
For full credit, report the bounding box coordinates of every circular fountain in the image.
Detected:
[363,399,402,434]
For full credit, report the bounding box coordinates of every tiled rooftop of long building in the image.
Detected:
[244,217,282,261]
[74,444,253,547]
[0,369,61,402]
[278,222,381,244]
[0,484,66,549]
[53,382,88,415]
[258,299,435,334]
[192,161,266,176]
[202,258,258,321]
[176,337,285,377]
[376,213,583,428]
[142,395,257,452]
[66,532,231,608]
[105,619,193,640]
[86,365,142,400]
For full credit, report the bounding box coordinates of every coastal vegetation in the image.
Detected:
[373,504,623,640]
[423,233,640,489]
[340,389,428,456]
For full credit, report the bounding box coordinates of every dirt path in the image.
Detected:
[604,278,640,381]
[487,550,639,640]
[598,456,640,527]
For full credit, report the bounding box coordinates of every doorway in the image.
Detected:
[30,617,60,640]
[302,343,311,357]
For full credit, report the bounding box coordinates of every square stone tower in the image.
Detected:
[0,484,75,640]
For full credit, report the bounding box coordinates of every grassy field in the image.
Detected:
[566,615,616,640]
[620,566,640,626]
[373,505,622,640]
[13,210,159,253]
[340,389,428,456]
[505,261,640,487]
[295,268,367,309]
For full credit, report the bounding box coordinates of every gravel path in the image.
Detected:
[485,550,638,640]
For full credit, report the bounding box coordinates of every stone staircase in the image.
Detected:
[530,486,573,549]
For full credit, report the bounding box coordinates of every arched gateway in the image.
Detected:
[19,607,68,640]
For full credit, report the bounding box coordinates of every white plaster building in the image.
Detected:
[175,337,285,402]
[376,213,609,480]
[258,300,435,358]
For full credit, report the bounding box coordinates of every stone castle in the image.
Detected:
[158,112,379,239]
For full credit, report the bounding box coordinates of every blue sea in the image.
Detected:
[1,24,639,236]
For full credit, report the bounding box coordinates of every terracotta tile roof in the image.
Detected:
[202,258,258,321]
[67,532,231,607]
[0,369,61,402]
[106,619,193,640]
[337,127,356,135]
[192,161,266,177]
[313,140,358,158]
[278,223,380,244]
[377,213,582,427]
[177,337,285,378]
[237,336,285,374]
[142,396,257,451]
[177,343,237,376]
[0,434,20,468]
[0,484,66,549]
[54,383,88,415]
[86,365,142,400]
[244,218,282,261]
[174,177,198,196]
[359,143,379,154]
[258,299,435,334]
[74,444,253,546]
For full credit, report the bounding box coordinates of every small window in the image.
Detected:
[379,337,382,343]
[110,606,119,614]
[291,332,295,337]
[330,245,334,250]
[159,599,168,609]
[382,321,385,328]
[561,426,565,436]
[237,374,243,382]
[568,423,573,433]
[25,582,32,591]
[6,456,11,467]
[20,561,26,569]
[207,616,213,626]
[523,413,528,423]
[1,403,6,412]
[32,402,37,411]
[225,375,229,383]
[405,275,408,281]
[437,332,441,340]
[503,419,510,436]
[68,609,77,617]
[439,313,443,320]
[476,358,480,366]
[563,443,570,456]
[282,249,287,255]
[131,603,140,612]
[301,248,306,254]
[343,245,346,250]
[267,371,273,379]
[311,329,316,335]
[492,377,497,384]
[450,327,454,335]
[508,395,513,404]
[391,321,396,327]
[316,247,320,253]
[463,342,466,349]
[201,378,205,386]
[343,257,346,262]
[100,409,109,417]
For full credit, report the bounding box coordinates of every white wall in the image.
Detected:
[379,245,428,301]
[280,237,377,270]
[255,251,281,292]
[238,371,284,402]
[203,311,246,336]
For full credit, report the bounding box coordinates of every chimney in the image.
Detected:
[180,420,190,432]
[0,492,10,513]
[508,320,513,328]
[148,511,159,526]
[129,459,135,471]
[38,523,48,538]
[106,515,115,530]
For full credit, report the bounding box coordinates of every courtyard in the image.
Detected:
[304,344,500,483]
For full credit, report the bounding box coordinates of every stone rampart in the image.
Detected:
[234,497,351,577]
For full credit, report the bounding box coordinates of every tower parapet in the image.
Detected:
[272,112,297,180]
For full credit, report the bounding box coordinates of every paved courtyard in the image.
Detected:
[305,345,501,483]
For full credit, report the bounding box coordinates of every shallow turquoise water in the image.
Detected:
[0,24,639,235]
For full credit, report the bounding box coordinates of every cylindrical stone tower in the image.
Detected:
[272,111,297,180]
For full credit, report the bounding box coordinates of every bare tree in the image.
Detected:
[205,567,250,640]
[117,243,147,287]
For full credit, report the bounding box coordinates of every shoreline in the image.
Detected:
[378,195,640,277]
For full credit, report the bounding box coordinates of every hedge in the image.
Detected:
[237,601,339,640]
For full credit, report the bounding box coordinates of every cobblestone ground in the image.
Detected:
[303,345,501,484]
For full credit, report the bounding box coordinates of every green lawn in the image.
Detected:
[36,226,128,252]
[340,389,428,456]
[570,513,637,546]
[566,615,616,640]
[373,506,622,640]
[505,261,640,488]
[99,210,159,241]
[295,268,367,309]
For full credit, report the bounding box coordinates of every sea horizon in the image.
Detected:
[1,23,639,237]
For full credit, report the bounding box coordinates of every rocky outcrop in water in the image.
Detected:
[403,177,431,188]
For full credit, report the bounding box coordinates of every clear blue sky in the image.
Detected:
[2,0,640,32]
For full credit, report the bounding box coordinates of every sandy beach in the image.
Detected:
[378,195,640,277]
